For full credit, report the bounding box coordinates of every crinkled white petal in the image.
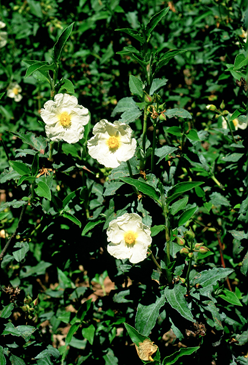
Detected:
[106,213,151,264]
[0,22,6,29]
[221,117,227,129]
[14,93,22,102]
[238,121,248,130]
[0,31,7,47]
[88,119,136,168]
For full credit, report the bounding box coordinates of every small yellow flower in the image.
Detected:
[7,83,22,102]
[107,213,152,264]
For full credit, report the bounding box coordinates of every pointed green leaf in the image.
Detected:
[151,225,165,237]
[1,303,14,319]
[149,78,168,95]
[17,176,36,186]
[170,196,188,215]
[146,7,170,41]
[9,161,30,176]
[82,324,95,345]
[0,346,6,365]
[25,62,54,78]
[62,212,81,228]
[115,28,145,44]
[66,324,80,344]
[129,75,143,98]
[62,190,77,208]
[155,146,178,165]
[178,206,198,226]
[120,177,161,204]
[135,293,166,336]
[58,78,75,94]
[35,181,51,201]
[187,129,200,141]
[164,284,194,322]
[82,220,103,236]
[162,347,199,365]
[156,49,187,72]
[31,152,39,176]
[124,323,147,346]
[53,23,74,63]
[218,289,242,306]
[9,354,26,365]
[13,242,29,262]
[191,268,234,287]
[167,181,204,205]
[165,108,192,119]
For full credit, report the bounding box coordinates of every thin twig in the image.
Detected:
[216,231,232,291]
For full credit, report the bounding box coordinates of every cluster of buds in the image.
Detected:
[176,230,210,258]
[21,295,38,320]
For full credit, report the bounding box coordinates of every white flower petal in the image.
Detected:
[129,241,148,263]
[107,241,132,260]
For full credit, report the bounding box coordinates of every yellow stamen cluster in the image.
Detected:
[233,119,238,127]
[124,230,137,245]
[13,88,19,95]
[107,136,120,150]
[59,111,71,127]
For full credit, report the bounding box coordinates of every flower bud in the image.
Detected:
[180,247,189,255]
[184,229,195,240]
[176,237,185,246]
[206,104,216,111]
[199,246,209,254]
[144,94,153,104]
[159,113,167,121]
[188,252,194,258]
[194,243,202,249]
[220,100,225,109]
[179,277,186,283]
[222,110,229,115]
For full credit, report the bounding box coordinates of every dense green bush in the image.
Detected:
[0,1,248,364]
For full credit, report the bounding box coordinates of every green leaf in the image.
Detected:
[53,23,74,63]
[13,242,29,262]
[191,268,234,287]
[178,206,198,226]
[31,152,39,177]
[115,28,145,44]
[119,107,142,124]
[166,126,182,136]
[149,78,168,95]
[162,347,199,365]
[187,129,200,141]
[20,261,51,278]
[9,161,30,176]
[164,284,194,322]
[111,97,136,116]
[234,54,248,70]
[155,146,178,164]
[82,324,95,345]
[66,324,80,344]
[104,181,124,196]
[27,0,43,18]
[57,268,75,289]
[0,346,6,365]
[100,42,114,64]
[1,303,14,319]
[120,177,161,204]
[62,190,77,208]
[241,251,248,275]
[156,49,187,72]
[146,7,170,41]
[209,192,230,207]
[35,345,60,359]
[165,108,192,119]
[0,168,21,183]
[221,153,243,162]
[62,143,80,158]
[129,75,143,98]
[124,323,147,346]
[170,196,188,215]
[58,79,75,94]
[167,181,204,205]
[218,289,242,306]
[17,175,36,186]
[151,225,165,237]
[12,131,47,153]
[9,354,26,365]
[62,212,81,228]
[3,323,36,340]
[25,62,54,78]
[0,200,26,212]
[135,293,166,336]
[35,181,51,201]
[82,220,103,236]
[103,349,118,365]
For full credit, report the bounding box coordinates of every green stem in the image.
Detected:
[224,116,237,144]
[141,106,148,169]
[211,174,225,190]
[148,248,162,273]
[0,137,10,161]
[126,160,133,178]
[186,241,193,295]
[151,121,157,173]
[29,183,35,205]
[48,141,54,162]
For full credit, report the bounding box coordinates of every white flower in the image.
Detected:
[222,115,248,130]
[0,21,6,29]
[40,93,90,144]
[0,31,7,48]
[106,213,152,264]
[7,83,22,102]
[87,119,136,168]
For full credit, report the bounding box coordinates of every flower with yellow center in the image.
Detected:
[40,94,90,144]
[222,115,248,131]
[106,213,152,264]
[87,119,136,168]
[0,21,7,48]
[7,82,22,102]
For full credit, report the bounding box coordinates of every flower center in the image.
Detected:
[233,119,238,127]
[124,230,137,245]
[59,111,71,127]
[13,88,19,95]
[107,136,120,150]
